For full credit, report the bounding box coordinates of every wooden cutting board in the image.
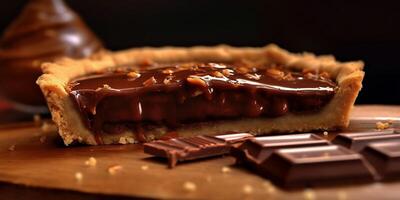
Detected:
[0,105,399,200]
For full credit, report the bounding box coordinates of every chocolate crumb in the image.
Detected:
[143,76,157,86]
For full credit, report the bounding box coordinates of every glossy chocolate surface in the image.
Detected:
[0,0,103,106]
[144,133,253,168]
[68,63,337,135]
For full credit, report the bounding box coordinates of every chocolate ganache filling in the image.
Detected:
[68,63,337,135]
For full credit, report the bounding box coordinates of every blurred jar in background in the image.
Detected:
[0,0,103,113]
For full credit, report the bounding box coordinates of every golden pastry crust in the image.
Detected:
[36,44,364,145]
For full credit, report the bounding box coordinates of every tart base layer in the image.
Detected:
[37,44,364,145]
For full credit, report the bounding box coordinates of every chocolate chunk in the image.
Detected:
[331,130,400,152]
[361,141,400,181]
[259,145,376,188]
[143,133,253,168]
[231,134,330,168]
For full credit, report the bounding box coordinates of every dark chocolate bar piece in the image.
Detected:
[259,145,376,188]
[231,134,330,168]
[143,133,253,167]
[361,141,400,181]
[331,130,400,152]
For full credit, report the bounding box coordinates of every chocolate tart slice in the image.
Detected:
[37,45,364,145]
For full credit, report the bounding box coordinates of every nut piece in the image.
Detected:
[187,76,207,87]
[376,121,390,130]
[143,76,157,86]
[183,181,197,192]
[85,157,97,167]
[108,165,123,175]
[127,71,141,79]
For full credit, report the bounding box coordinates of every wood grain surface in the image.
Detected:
[0,105,399,200]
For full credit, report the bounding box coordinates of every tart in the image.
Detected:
[36,44,364,145]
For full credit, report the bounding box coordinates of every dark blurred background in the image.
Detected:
[1,0,399,104]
